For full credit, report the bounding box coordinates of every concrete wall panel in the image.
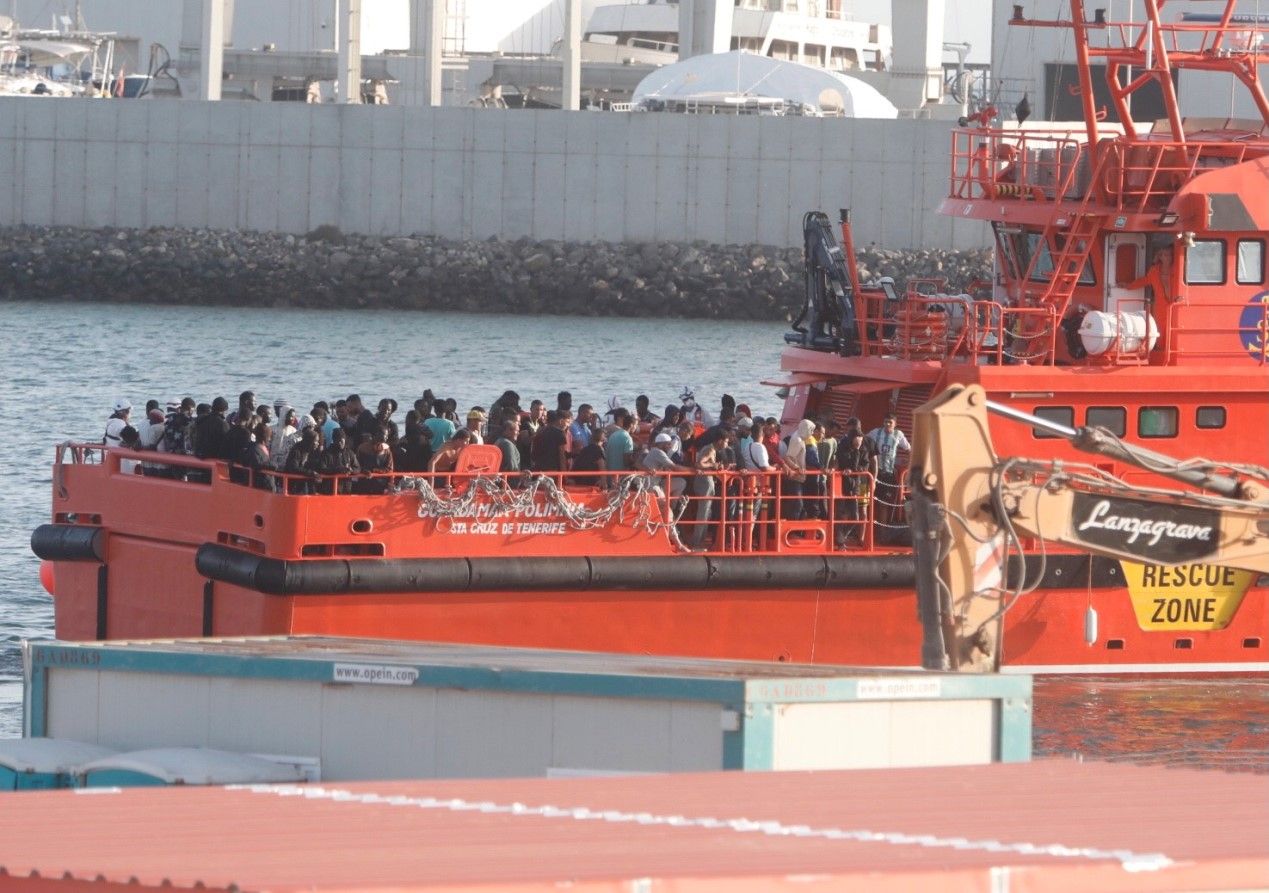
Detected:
[275,146,312,233]
[532,151,567,241]
[591,151,627,243]
[336,150,372,234]
[21,141,53,226]
[175,144,210,229]
[400,148,432,235]
[144,103,180,227]
[430,150,466,236]
[308,106,342,148]
[369,148,405,234]
[83,140,118,228]
[470,113,507,239]
[623,154,658,242]
[690,154,729,245]
[307,146,341,228]
[52,137,88,226]
[245,144,282,232]
[0,99,988,250]
[500,148,537,240]
[205,145,241,231]
[724,156,760,245]
[0,130,17,226]
[562,114,600,241]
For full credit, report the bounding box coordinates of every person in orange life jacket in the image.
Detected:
[1122,244,1174,304]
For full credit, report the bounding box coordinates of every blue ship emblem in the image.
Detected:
[1240,291,1269,361]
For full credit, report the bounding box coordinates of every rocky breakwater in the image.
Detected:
[0,225,991,321]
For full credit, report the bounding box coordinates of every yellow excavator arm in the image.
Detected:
[908,384,1269,672]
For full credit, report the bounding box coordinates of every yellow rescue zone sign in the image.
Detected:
[1121,562,1256,631]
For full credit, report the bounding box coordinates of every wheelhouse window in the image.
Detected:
[1026,234,1056,281]
[1139,406,1179,438]
[1019,233,1094,284]
[1032,406,1074,438]
[1195,406,1226,429]
[1237,240,1264,285]
[1057,233,1096,284]
[993,224,1022,280]
[1086,406,1126,436]
[1185,239,1225,284]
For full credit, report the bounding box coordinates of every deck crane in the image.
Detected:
[786,210,861,355]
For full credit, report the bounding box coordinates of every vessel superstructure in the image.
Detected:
[576,0,890,72]
[777,0,1269,670]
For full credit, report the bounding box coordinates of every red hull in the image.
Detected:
[38,453,1269,672]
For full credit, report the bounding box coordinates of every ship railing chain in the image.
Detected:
[395,472,691,552]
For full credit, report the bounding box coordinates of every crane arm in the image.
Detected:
[785,211,860,354]
[908,384,1269,672]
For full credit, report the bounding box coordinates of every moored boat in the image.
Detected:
[32,0,1269,674]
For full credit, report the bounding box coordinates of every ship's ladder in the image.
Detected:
[1015,146,1112,351]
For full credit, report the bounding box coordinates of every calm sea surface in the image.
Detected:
[0,299,1265,769]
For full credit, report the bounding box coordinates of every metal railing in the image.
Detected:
[1165,299,1269,365]
[950,129,1088,202]
[951,127,1261,214]
[854,291,1058,366]
[56,443,914,555]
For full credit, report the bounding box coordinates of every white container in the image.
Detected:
[1079,310,1159,355]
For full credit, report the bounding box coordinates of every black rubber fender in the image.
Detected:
[30,524,105,563]
[196,543,919,596]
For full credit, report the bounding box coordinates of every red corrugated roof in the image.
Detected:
[0,761,1264,893]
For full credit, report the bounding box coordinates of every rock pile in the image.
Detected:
[0,225,991,320]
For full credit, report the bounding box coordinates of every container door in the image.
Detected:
[1105,233,1146,315]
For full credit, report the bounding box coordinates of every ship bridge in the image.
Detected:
[918,0,1269,371]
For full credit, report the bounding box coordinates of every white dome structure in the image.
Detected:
[632,50,898,118]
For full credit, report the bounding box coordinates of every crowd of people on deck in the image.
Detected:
[103,388,911,546]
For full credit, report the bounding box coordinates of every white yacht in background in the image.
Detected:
[0,14,123,97]
[576,0,890,73]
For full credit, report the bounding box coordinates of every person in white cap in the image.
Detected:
[104,399,132,447]
[641,431,691,498]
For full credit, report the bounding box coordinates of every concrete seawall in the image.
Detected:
[0,99,988,252]
[0,225,991,320]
